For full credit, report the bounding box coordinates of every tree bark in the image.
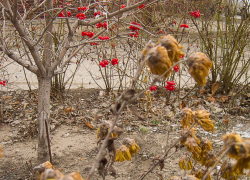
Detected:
[37,76,51,164]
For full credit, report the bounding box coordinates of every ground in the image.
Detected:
[0,87,250,180]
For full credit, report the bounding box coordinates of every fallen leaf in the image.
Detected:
[180,100,186,110]
[85,122,94,129]
[124,120,129,124]
[23,103,29,110]
[211,82,219,96]
[200,89,206,94]
[3,96,12,99]
[221,95,228,102]
[194,101,200,107]
[207,96,215,103]
[65,107,72,113]
[223,116,230,125]
[9,101,20,105]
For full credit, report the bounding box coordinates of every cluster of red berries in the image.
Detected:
[58,12,65,17]
[149,86,157,91]
[179,55,184,58]
[96,22,107,29]
[129,22,141,37]
[111,58,118,65]
[180,24,189,28]
[138,4,145,9]
[191,10,201,18]
[129,31,139,37]
[165,81,175,91]
[76,13,86,20]
[120,4,126,9]
[81,31,94,38]
[173,66,179,72]
[98,35,110,40]
[129,22,141,31]
[0,80,6,86]
[78,6,87,11]
[99,60,109,68]
[94,11,101,17]
[59,11,71,17]
[90,42,99,46]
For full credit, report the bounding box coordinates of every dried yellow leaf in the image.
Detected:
[122,138,141,156]
[146,45,172,79]
[159,35,185,64]
[221,161,240,180]
[97,121,118,139]
[115,145,132,162]
[193,169,211,180]
[187,52,212,86]
[194,110,215,133]
[180,108,195,128]
[184,136,202,156]
[178,155,193,170]
[200,138,213,154]
[233,157,250,175]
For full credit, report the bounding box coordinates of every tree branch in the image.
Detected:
[22,0,48,20]
[0,46,38,74]
[2,0,46,75]
[12,0,17,21]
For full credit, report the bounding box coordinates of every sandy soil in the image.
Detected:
[0,87,250,180]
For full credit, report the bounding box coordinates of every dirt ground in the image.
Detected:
[0,87,250,180]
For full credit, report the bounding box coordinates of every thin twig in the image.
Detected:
[139,122,196,180]
[201,147,230,180]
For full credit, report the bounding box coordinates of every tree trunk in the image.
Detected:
[37,76,51,164]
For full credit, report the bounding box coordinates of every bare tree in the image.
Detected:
[0,0,151,163]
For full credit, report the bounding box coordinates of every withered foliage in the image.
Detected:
[220,161,240,180]
[146,45,173,79]
[178,108,215,179]
[141,35,185,79]
[96,120,123,139]
[187,52,212,86]
[35,161,84,180]
[158,34,185,64]
[122,138,141,155]
[180,108,195,128]
[194,110,215,133]
[223,133,250,175]
[115,145,132,162]
[179,155,193,170]
[181,108,215,134]
[116,138,141,162]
